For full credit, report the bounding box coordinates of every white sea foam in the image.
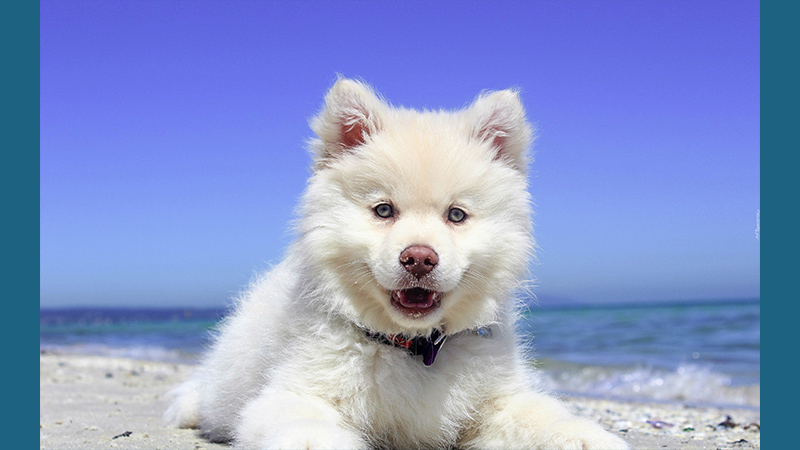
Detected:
[43,342,758,408]
[537,362,759,408]
[40,343,200,365]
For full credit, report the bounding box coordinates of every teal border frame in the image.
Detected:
[7,0,39,447]
[762,0,792,447]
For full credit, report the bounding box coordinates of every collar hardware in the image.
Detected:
[365,328,446,366]
[364,325,493,366]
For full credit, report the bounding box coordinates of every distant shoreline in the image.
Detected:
[526,297,760,312]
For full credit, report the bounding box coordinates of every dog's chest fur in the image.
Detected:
[288,325,513,447]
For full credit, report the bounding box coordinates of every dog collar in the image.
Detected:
[364,326,493,366]
[365,328,447,366]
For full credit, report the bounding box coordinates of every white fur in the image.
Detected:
[166,78,628,450]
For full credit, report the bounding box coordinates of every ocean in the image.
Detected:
[40,299,759,409]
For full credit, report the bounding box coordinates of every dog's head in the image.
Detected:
[297,78,534,336]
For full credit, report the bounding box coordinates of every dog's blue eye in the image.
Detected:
[374,203,394,218]
[448,207,466,223]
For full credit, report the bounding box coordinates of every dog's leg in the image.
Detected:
[235,387,367,450]
[462,389,629,450]
[163,379,200,429]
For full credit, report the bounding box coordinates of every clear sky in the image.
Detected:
[40,0,760,308]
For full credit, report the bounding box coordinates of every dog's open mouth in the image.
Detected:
[390,288,442,318]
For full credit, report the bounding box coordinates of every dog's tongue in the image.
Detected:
[396,288,436,309]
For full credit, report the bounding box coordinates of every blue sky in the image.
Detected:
[40,0,759,308]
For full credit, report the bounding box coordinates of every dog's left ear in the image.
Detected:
[470,89,534,172]
[310,78,387,169]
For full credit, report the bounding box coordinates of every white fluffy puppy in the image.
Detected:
[166,78,628,450]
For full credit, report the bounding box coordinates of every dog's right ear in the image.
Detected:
[469,89,533,173]
[310,78,386,169]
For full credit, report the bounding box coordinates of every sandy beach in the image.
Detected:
[40,352,760,450]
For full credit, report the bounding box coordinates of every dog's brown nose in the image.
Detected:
[400,245,439,278]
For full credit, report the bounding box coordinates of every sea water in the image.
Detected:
[39,299,759,408]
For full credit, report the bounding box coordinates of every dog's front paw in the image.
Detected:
[542,417,629,450]
[241,419,366,450]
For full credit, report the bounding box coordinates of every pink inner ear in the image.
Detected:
[340,120,366,149]
[479,119,510,161]
[490,134,508,160]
